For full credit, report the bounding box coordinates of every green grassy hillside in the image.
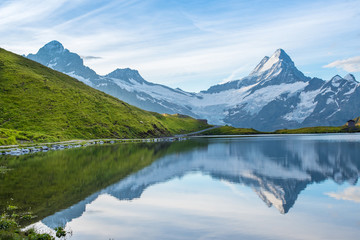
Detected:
[0,48,209,144]
[199,126,261,135]
[274,122,360,134]
[199,124,360,136]
[273,126,346,134]
[0,128,56,145]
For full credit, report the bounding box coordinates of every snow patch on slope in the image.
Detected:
[344,87,356,95]
[66,71,93,87]
[47,62,57,69]
[192,82,307,121]
[192,82,260,108]
[331,76,342,87]
[283,88,320,123]
[242,82,308,115]
[258,53,280,73]
[110,77,196,105]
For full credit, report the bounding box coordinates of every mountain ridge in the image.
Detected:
[26,41,360,131]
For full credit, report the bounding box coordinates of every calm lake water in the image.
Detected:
[1,134,360,239]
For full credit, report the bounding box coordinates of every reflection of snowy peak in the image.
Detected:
[253,177,308,214]
[42,137,360,228]
[28,42,360,131]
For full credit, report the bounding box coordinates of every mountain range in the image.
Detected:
[27,41,360,131]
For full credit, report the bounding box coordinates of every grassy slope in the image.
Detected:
[200,126,260,135]
[274,126,345,134]
[159,113,212,134]
[200,125,360,135]
[0,128,56,145]
[275,126,360,134]
[0,48,209,144]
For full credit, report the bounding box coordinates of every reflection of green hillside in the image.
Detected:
[0,140,207,224]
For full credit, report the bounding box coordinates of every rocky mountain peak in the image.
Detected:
[106,68,145,83]
[38,40,65,55]
[344,73,357,82]
[331,75,342,81]
[273,48,292,61]
[27,41,97,81]
[326,74,358,89]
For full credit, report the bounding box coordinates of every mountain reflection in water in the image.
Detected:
[41,134,360,229]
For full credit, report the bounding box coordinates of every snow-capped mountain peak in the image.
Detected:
[344,73,357,83]
[250,56,270,75]
[273,48,292,61]
[250,48,294,76]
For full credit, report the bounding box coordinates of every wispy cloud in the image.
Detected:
[81,56,102,60]
[326,186,360,203]
[220,66,250,84]
[0,0,75,29]
[1,0,360,91]
[324,56,360,72]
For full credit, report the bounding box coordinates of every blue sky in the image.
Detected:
[1,0,359,92]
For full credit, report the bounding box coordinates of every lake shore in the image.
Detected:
[1,125,359,156]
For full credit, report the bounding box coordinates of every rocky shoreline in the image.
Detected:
[0,137,187,156]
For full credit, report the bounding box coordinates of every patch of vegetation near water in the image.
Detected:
[156,113,210,135]
[0,205,69,240]
[274,126,360,134]
[198,125,360,135]
[199,126,261,135]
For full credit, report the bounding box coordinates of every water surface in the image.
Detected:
[1,134,360,239]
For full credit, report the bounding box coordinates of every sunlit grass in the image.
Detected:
[0,48,209,144]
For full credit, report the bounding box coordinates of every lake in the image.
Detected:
[1,134,360,239]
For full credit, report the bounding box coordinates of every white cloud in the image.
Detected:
[323,56,360,72]
[0,0,72,28]
[220,66,250,84]
[326,186,360,203]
